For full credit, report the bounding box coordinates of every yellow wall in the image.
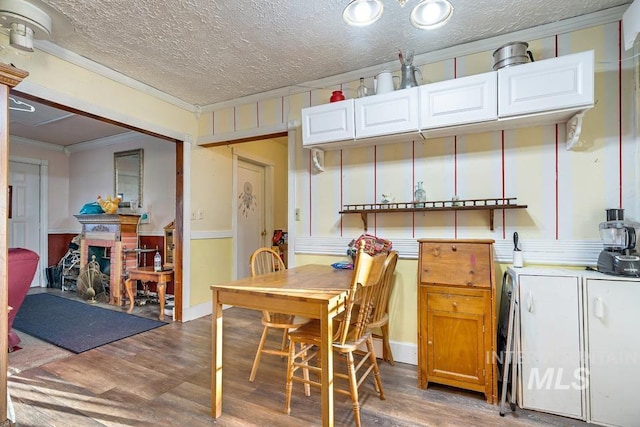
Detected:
[201,22,637,349]
[190,239,233,305]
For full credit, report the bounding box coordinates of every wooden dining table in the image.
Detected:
[210,264,353,426]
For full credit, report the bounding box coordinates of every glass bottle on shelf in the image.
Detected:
[414,181,426,207]
[356,77,368,98]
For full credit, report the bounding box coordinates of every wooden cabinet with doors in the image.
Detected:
[417,238,497,404]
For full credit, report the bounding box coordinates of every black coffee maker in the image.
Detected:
[597,208,640,277]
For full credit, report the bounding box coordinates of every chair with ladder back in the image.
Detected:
[248,247,311,383]
[283,241,388,427]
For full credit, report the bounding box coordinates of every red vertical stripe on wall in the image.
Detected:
[340,150,344,236]
[555,125,560,240]
[308,90,313,237]
[453,58,458,239]
[309,151,312,236]
[619,20,623,208]
[500,132,505,238]
[412,140,416,237]
[454,135,458,238]
[555,35,559,240]
[373,146,377,233]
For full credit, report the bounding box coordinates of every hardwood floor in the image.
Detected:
[8,298,592,426]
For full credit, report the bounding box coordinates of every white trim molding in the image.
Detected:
[294,236,604,267]
[190,230,233,240]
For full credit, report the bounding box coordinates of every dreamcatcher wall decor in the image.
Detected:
[238,181,257,217]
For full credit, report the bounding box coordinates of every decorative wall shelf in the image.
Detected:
[339,197,528,231]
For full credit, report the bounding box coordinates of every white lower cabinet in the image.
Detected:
[518,272,585,419]
[510,268,640,426]
[585,276,640,427]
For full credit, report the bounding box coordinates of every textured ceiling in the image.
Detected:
[33,0,632,107]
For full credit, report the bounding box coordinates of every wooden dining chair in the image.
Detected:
[248,247,310,383]
[368,250,398,365]
[283,242,388,427]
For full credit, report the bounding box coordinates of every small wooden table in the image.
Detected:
[124,266,174,320]
[210,264,353,427]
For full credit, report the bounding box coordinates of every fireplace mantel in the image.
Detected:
[75,214,141,305]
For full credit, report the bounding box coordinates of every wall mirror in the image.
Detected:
[114,149,144,208]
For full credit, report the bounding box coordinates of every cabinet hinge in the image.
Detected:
[482,325,485,333]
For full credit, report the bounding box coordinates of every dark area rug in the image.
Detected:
[13,293,167,353]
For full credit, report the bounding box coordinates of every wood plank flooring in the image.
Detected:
[8,295,592,426]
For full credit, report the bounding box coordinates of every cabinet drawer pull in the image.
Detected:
[451,245,457,251]
[527,291,534,313]
[452,302,458,308]
[428,341,433,345]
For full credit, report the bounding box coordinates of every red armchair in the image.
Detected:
[8,248,39,350]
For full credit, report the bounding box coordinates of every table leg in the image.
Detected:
[125,278,135,314]
[320,304,334,427]
[157,282,166,321]
[211,290,223,418]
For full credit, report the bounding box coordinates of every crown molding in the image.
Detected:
[9,134,70,154]
[34,40,196,112]
[200,5,627,112]
[25,5,628,116]
[65,131,139,153]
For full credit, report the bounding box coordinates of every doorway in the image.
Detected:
[235,160,267,279]
[8,91,185,321]
[8,159,47,287]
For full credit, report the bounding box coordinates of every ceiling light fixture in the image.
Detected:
[343,0,453,29]
[0,0,53,52]
[342,0,384,27]
[410,0,453,29]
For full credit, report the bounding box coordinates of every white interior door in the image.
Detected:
[9,160,42,287]
[235,160,266,279]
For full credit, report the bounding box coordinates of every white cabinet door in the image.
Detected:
[419,71,497,129]
[354,87,419,139]
[301,99,355,146]
[519,273,585,419]
[586,278,640,427]
[498,50,594,117]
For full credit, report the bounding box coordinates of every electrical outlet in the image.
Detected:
[198,209,204,220]
[191,211,196,220]
[295,208,300,221]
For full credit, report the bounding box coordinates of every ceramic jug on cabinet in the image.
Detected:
[374,71,399,94]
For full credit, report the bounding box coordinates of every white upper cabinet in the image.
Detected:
[498,50,594,117]
[354,87,420,139]
[301,99,355,147]
[300,50,594,150]
[419,71,498,129]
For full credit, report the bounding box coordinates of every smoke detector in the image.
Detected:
[0,0,52,52]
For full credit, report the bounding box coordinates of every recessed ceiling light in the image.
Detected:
[410,0,454,30]
[343,0,384,27]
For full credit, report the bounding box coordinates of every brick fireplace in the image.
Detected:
[75,214,140,306]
